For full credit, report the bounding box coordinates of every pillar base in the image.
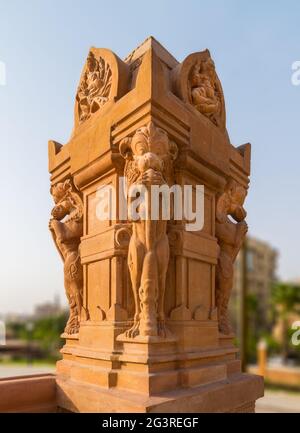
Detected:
[56,372,263,413]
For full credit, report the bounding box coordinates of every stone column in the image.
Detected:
[49,37,264,413]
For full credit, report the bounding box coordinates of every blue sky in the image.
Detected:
[0,0,299,313]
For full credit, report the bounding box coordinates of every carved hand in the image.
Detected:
[49,219,55,231]
[141,169,165,186]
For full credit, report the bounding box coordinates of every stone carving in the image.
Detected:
[51,41,263,414]
[119,122,178,339]
[189,56,222,127]
[215,180,248,334]
[115,225,132,248]
[76,51,112,123]
[49,179,83,334]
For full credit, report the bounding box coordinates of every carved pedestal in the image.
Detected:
[49,38,263,412]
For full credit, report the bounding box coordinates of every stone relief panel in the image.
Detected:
[215,179,248,334]
[172,49,226,131]
[189,57,222,127]
[76,51,112,124]
[87,259,109,321]
[49,179,84,334]
[73,47,130,132]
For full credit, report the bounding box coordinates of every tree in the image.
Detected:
[272,282,300,364]
[7,311,68,361]
[31,312,68,359]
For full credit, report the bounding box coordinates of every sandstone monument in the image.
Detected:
[48,37,264,412]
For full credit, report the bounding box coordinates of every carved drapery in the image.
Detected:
[215,179,248,335]
[49,179,84,334]
[119,122,178,339]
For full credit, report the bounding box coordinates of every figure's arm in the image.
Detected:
[216,220,236,244]
[232,221,248,261]
[49,218,65,261]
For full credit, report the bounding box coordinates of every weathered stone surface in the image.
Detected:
[48,37,263,413]
[0,374,56,413]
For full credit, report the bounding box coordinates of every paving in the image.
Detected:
[256,389,300,413]
[0,365,55,379]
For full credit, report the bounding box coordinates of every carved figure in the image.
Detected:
[49,179,83,334]
[215,180,248,335]
[76,51,112,123]
[119,122,177,338]
[190,57,222,126]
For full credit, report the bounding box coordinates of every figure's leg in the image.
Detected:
[216,266,233,335]
[63,255,83,335]
[156,234,170,337]
[139,250,159,337]
[64,275,78,334]
[63,272,71,334]
[126,235,145,338]
[72,281,83,333]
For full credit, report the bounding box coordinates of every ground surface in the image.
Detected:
[0,364,55,378]
[256,389,300,413]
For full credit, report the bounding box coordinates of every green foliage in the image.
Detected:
[246,293,259,312]
[243,292,282,362]
[31,313,68,358]
[246,331,257,363]
[7,311,68,361]
[272,282,300,363]
[245,293,261,362]
[287,327,300,359]
[272,283,300,315]
[263,333,280,355]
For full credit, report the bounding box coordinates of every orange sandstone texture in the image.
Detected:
[49,37,263,413]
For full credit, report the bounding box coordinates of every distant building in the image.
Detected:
[230,236,278,339]
[33,294,63,319]
[1,312,30,324]
[1,295,66,325]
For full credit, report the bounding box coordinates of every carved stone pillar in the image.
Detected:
[49,38,264,412]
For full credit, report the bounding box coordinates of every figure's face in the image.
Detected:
[87,56,95,72]
[136,152,163,174]
[202,59,215,78]
[51,184,65,204]
[191,65,202,86]
[130,128,169,174]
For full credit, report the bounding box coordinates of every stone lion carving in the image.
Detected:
[189,57,222,127]
[215,180,248,335]
[49,179,84,334]
[76,51,112,123]
[119,122,178,339]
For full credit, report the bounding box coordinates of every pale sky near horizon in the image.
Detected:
[0,0,300,314]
